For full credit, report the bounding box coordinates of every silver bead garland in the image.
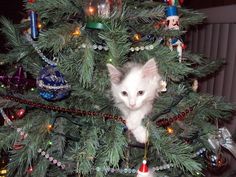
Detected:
[25,33,58,66]
[0,108,13,126]
[77,43,109,51]
[38,148,66,169]
[77,43,156,52]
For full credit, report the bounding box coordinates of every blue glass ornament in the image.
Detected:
[29,10,39,40]
[37,65,71,101]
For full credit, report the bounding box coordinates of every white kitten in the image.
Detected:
[107,58,162,143]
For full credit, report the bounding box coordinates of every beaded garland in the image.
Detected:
[38,148,66,169]
[156,106,194,127]
[25,33,58,66]
[77,43,158,52]
[0,108,28,150]
[1,106,207,173]
[0,95,125,124]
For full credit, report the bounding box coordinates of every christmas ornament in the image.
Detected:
[28,0,39,40]
[27,166,34,174]
[9,66,27,91]
[208,127,236,158]
[168,37,185,62]
[137,160,154,177]
[192,79,198,92]
[0,66,36,92]
[205,151,228,174]
[15,108,26,119]
[85,0,122,18]
[13,128,28,150]
[85,0,122,29]
[164,0,184,6]
[36,65,71,101]
[165,6,179,30]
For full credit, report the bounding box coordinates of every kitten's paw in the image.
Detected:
[126,119,140,130]
[132,126,148,144]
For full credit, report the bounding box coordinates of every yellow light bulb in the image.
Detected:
[133,33,141,42]
[0,169,7,174]
[167,127,174,134]
[47,124,53,131]
[72,27,81,36]
[88,6,96,15]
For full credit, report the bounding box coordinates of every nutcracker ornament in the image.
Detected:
[165,6,179,30]
[168,37,185,62]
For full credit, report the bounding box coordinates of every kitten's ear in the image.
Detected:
[142,58,157,77]
[107,64,122,84]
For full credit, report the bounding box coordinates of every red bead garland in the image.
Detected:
[156,107,193,127]
[1,95,125,124]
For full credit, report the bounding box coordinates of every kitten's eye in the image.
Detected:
[137,90,144,96]
[121,91,128,96]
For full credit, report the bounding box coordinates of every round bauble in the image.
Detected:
[37,65,71,101]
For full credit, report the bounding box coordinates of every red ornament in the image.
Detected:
[15,108,26,119]
[137,160,153,177]
[138,160,149,173]
[13,143,24,150]
[182,43,187,49]
[28,0,36,3]
[179,0,184,5]
[27,167,33,173]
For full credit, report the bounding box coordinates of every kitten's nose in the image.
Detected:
[129,103,136,108]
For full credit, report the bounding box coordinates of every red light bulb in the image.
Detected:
[16,108,26,119]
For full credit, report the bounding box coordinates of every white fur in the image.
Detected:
[137,171,154,177]
[107,58,161,143]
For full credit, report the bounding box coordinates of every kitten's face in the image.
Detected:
[107,59,161,110]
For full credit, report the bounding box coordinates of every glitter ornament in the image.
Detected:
[37,65,71,101]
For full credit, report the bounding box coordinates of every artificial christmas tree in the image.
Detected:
[0,0,235,177]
